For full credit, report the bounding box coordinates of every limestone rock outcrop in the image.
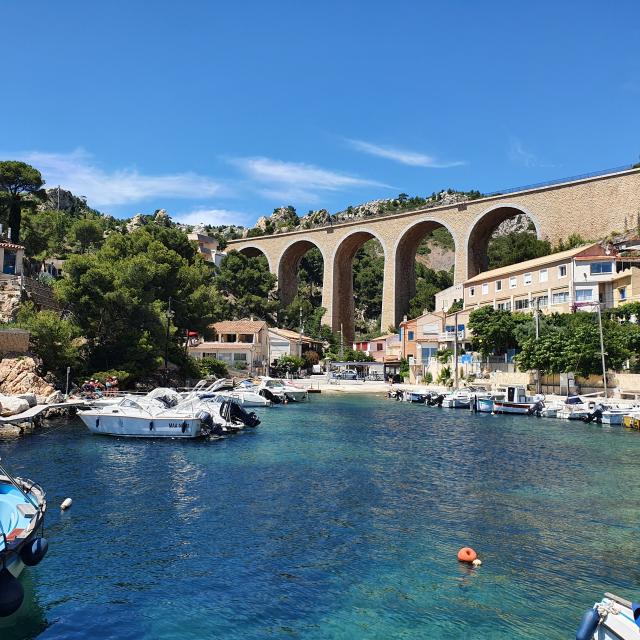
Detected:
[0,357,55,401]
[126,214,148,233]
[0,395,29,416]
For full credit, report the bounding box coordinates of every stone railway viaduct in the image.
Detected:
[227,168,640,341]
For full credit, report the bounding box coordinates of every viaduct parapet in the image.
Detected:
[227,168,640,341]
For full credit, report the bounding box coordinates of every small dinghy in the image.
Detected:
[576,592,640,639]
[0,459,48,617]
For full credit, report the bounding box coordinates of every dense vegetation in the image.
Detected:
[469,305,640,376]
[0,159,623,385]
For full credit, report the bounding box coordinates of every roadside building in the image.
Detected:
[399,316,418,361]
[0,241,25,277]
[187,232,226,267]
[434,283,463,314]
[462,243,635,314]
[268,328,323,362]
[188,319,269,373]
[353,333,399,362]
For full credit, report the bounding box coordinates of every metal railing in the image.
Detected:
[483,164,636,197]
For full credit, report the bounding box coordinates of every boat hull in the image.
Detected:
[79,412,203,438]
[476,398,494,413]
[493,401,534,415]
[601,412,624,425]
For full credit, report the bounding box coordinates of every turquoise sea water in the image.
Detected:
[1,394,640,639]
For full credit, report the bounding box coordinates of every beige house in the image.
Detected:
[187,232,226,267]
[462,244,626,314]
[268,328,323,362]
[188,320,269,373]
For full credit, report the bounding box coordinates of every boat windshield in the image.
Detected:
[120,398,144,411]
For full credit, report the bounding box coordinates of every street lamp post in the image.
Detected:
[164,297,174,384]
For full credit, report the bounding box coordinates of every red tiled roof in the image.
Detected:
[212,320,266,333]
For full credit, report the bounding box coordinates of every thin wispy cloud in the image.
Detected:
[4,149,227,207]
[508,137,557,169]
[230,156,391,203]
[174,207,251,227]
[346,138,465,168]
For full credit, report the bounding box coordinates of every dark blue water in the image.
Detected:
[1,395,639,639]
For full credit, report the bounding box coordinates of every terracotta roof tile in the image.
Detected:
[212,320,267,333]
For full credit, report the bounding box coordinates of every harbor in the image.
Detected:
[1,394,639,639]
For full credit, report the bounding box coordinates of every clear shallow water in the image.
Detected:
[1,394,640,639]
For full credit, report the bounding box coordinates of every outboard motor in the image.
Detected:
[229,401,261,428]
[196,409,220,436]
[527,400,545,417]
[428,394,445,407]
[259,388,282,404]
[582,407,604,424]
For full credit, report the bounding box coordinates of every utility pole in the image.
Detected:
[164,297,173,384]
[339,323,344,360]
[453,311,459,390]
[57,185,60,210]
[299,306,303,357]
[597,302,607,398]
[535,296,541,394]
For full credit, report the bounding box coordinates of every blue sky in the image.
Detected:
[2,0,639,227]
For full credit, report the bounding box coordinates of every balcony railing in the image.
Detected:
[439,331,465,341]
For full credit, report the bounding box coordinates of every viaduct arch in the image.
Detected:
[227,168,640,339]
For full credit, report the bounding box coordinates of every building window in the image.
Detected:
[590,262,613,275]
[495,280,502,292]
[469,286,475,297]
[482,283,489,295]
[377,342,383,350]
[539,268,548,283]
[509,276,517,289]
[575,288,593,302]
[558,265,567,278]
[497,301,512,311]
[535,295,549,307]
[524,272,532,285]
[552,291,569,304]
[408,331,414,341]
[514,298,529,310]
[619,287,627,301]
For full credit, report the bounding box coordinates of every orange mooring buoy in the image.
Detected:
[457,547,478,563]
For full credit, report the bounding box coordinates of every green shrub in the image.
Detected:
[198,357,229,378]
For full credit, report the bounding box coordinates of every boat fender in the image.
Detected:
[96,418,100,429]
[575,607,600,640]
[21,537,49,566]
[0,567,24,617]
[149,421,154,431]
[182,422,187,434]
[457,547,478,563]
[472,558,482,567]
[61,497,73,510]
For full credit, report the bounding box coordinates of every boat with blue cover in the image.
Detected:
[576,592,640,639]
[0,459,48,617]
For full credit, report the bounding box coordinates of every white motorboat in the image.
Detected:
[601,405,636,425]
[576,592,640,639]
[0,459,48,617]
[493,386,544,415]
[441,389,472,409]
[79,395,205,438]
[258,377,308,403]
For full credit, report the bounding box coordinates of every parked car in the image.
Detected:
[335,369,358,380]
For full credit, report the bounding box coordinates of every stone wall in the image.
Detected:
[0,329,30,355]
